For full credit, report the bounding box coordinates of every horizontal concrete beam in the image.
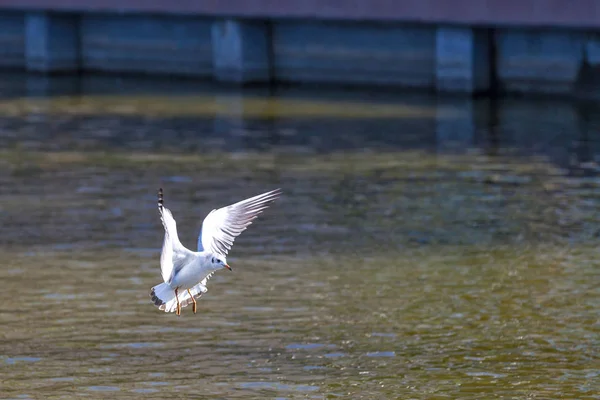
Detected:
[0,0,600,29]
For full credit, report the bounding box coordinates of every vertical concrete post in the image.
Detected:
[436,27,491,94]
[581,35,600,99]
[211,19,271,84]
[586,35,600,66]
[25,12,80,73]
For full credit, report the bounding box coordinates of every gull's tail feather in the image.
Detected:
[150,283,176,312]
[149,282,208,313]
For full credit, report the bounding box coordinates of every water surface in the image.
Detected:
[0,73,599,399]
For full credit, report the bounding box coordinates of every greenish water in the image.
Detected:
[0,74,599,399]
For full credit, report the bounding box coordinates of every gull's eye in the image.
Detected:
[216,259,221,264]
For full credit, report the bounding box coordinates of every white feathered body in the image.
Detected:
[168,252,215,289]
[149,187,281,314]
[150,252,219,313]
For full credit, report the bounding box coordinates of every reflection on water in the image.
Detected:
[0,73,599,399]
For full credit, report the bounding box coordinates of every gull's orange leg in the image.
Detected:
[175,288,181,316]
[187,289,197,314]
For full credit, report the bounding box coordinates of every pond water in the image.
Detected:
[0,73,599,399]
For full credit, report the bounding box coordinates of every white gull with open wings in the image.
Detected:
[150,187,282,315]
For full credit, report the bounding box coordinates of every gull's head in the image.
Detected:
[210,255,232,272]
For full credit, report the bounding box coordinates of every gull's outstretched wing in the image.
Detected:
[197,188,282,256]
[158,188,194,284]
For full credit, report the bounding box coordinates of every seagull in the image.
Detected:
[150,187,282,316]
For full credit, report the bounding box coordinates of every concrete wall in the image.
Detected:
[496,29,586,94]
[3,0,600,29]
[0,4,598,97]
[80,14,213,76]
[0,12,25,68]
[272,21,435,87]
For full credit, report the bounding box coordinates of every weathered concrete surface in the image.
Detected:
[26,12,79,72]
[273,21,435,87]
[2,0,600,28]
[0,12,24,68]
[436,27,491,93]
[586,35,600,66]
[496,30,585,94]
[212,20,270,83]
[80,14,212,76]
[1,2,600,96]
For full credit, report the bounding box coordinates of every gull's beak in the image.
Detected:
[224,264,232,271]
